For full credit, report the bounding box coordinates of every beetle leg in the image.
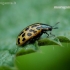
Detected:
[45,32,49,38]
[50,32,55,37]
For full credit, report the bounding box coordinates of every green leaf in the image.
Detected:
[16,43,70,70]
[38,38,60,46]
[0,66,17,70]
[0,66,12,70]
[0,50,15,69]
[0,39,18,70]
[57,36,70,43]
[16,46,35,56]
[16,41,39,56]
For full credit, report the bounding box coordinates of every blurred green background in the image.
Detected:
[0,0,70,70]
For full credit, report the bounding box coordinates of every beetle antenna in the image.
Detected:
[53,27,58,29]
[53,22,59,27]
[52,22,59,29]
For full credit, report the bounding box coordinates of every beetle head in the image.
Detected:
[46,22,59,31]
[41,22,59,31]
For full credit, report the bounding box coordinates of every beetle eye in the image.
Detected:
[49,27,52,31]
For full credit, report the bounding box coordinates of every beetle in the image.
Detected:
[16,22,59,46]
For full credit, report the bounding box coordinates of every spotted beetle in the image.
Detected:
[16,22,59,46]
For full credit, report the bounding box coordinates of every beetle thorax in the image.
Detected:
[41,25,52,31]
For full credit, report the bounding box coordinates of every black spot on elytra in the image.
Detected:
[31,24,39,28]
[36,27,41,30]
[22,33,25,37]
[17,38,20,44]
[29,29,33,32]
[33,30,37,33]
[22,38,26,41]
[28,33,42,44]
[18,31,23,36]
[25,27,29,31]
[27,33,32,36]
[29,29,37,33]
